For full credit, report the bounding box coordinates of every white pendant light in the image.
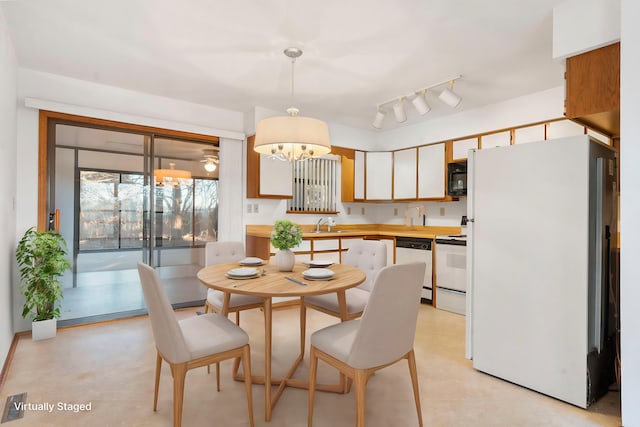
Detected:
[439,80,462,108]
[393,98,407,123]
[411,90,431,115]
[254,47,331,161]
[372,110,385,129]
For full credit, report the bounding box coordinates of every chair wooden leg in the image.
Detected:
[300,299,307,357]
[407,350,424,427]
[308,346,319,427]
[242,345,255,427]
[354,369,367,427]
[170,363,187,427]
[346,377,353,393]
[216,362,221,392]
[204,303,209,314]
[154,352,162,411]
[235,311,241,325]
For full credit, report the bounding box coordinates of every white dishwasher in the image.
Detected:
[395,237,433,303]
[435,235,467,315]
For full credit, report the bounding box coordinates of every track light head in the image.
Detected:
[411,91,431,115]
[372,110,385,129]
[438,81,462,108]
[393,98,407,123]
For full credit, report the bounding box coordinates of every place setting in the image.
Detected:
[302,268,335,281]
[302,259,334,268]
[238,257,265,266]
[225,267,263,280]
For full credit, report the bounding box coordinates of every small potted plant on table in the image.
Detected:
[271,220,303,271]
[16,227,71,340]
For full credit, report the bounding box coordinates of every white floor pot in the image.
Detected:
[32,318,57,341]
[275,249,295,272]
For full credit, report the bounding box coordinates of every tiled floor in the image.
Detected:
[1,305,621,426]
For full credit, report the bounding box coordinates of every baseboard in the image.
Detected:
[0,332,27,393]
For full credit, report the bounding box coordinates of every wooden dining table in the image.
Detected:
[197,261,366,422]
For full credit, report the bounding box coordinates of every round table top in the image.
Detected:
[197,262,366,298]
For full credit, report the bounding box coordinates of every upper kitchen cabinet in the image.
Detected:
[393,148,417,200]
[480,131,511,149]
[417,143,445,199]
[366,152,393,200]
[547,119,585,140]
[452,137,478,160]
[514,124,545,144]
[565,42,620,137]
[330,146,356,202]
[246,135,293,199]
[354,150,365,200]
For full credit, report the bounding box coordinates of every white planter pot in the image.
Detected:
[275,249,295,272]
[32,318,57,341]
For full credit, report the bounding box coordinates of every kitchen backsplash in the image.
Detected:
[244,198,467,227]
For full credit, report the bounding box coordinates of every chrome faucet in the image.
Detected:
[316,217,326,232]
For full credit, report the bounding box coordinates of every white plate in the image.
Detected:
[304,260,334,268]
[302,268,335,280]
[226,273,259,280]
[239,257,264,266]
[227,267,259,277]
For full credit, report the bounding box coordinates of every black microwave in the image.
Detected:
[447,161,467,196]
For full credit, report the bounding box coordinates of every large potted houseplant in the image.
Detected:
[271,220,303,272]
[16,227,71,340]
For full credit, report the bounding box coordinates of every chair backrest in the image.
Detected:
[205,241,245,266]
[347,262,426,369]
[137,262,191,364]
[343,240,387,292]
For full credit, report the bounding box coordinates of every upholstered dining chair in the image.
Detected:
[300,240,387,355]
[307,262,426,427]
[137,262,254,427]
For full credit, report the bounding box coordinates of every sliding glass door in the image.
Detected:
[51,122,219,323]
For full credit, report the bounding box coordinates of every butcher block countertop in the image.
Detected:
[246,224,462,240]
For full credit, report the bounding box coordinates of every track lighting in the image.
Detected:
[438,80,462,108]
[372,110,385,129]
[393,98,407,123]
[411,91,431,115]
[371,75,462,129]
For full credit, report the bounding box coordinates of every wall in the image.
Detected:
[620,0,640,424]
[553,0,621,59]
[13,69,246,332]
[0,8,17,369]
[374,86,564,151]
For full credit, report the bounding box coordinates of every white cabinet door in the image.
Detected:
[354,151,365,200]
[452,137,478,160]
[547,120,584,140]
[417,143,445,199]
[259,155,293,196]
[514,124,545,144]
[393,148,417,200]
[481,131,511,149]
[365,152,393,200]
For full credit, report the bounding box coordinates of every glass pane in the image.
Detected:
[79,171,119,250]
[119,174,144,249]
[155,180,194,248]
[194,178,218,243]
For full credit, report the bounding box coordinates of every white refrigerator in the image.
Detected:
[465,135,618,408]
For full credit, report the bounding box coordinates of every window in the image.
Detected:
[79,170,218,251]
[288,156,338,213]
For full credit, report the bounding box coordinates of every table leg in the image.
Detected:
[264,297,272,422]
[337,290,348,321]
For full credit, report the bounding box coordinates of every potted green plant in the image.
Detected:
[271,220,303,271]
[16,227,71,340]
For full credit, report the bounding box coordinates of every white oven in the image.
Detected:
[435,235,467,314]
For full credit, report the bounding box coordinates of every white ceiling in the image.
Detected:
[2,0,566,130]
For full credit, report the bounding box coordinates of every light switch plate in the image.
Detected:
[247,204,252,214]
[346,207,351,215]
[440,207,445,216]
[361,207,365,215]
[253,203,259,213]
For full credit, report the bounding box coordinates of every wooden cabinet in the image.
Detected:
[354,150,365,200]
[331,146,356,202]
[393,148,417,200]
[452,137,478,160]
[565,42,620,136]
[365,152,393,200]
[417,143,445,199]
[246,135,293,198]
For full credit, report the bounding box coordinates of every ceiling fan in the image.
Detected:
[200,149,219,172]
